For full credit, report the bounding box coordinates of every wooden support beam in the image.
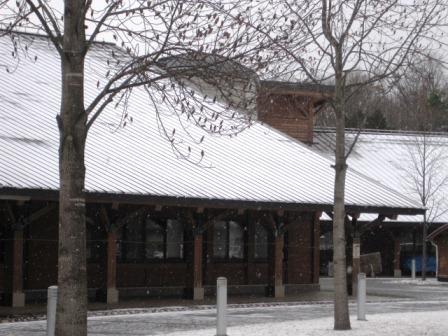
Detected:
[5,201,16,225]
[193,234,204,300]
[196,207,204,214]
[12,229,25,307]
[112,202,120,210]
[28,203,56,224]
[106,230,119,304]
[100,206,111,231]
[273,235,285,298]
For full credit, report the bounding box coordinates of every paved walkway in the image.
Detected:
[0,277,447,335]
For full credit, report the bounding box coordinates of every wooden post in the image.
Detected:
[193,234,204,300]
[275,235,285,297]
[106,230,119,304]
[12,229,25,307]
[312,212,321,283]
[394,236,402,278]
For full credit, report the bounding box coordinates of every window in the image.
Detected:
[145,219,164,259]
[254,221,268,259]
[229,221,244,258]
[121,216,184,262]
[213,220,227,258]
[213,220,245,259]
[125,220,143,261]
[166,219,184,259]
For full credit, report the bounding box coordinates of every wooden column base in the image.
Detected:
[268,234,284,298]
[193,287,204,301]
[274,285,285,298]
[394,269,402,278]
[106,287,119,304]
[12,291,25,307]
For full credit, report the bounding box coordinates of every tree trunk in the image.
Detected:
[332,48,351,330]
[56,2,88,335]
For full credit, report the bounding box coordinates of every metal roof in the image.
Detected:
[0,33,423,214]
[314,128,448,223]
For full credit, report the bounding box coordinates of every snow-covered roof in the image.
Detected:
[314,129,448,223]
[0,32,424,214]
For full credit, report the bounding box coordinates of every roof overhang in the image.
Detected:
[0,187,426,216]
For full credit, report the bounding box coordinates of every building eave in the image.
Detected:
[0,187,426,216]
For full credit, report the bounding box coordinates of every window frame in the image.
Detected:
[212,220,246,262]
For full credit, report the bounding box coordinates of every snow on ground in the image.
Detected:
[164,311,448,336]
[386,278,446,286]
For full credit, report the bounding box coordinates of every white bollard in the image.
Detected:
[47,286,58,336]
[411,259,416,280]
[216,277,227,336]
[357,273,367,321]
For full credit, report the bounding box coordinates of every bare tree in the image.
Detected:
[225,0,447,330]
[316,74,390,129]
[0,1,272,335]
[393,55,448,131]
[391,57,448,279]
[400,133,448,280]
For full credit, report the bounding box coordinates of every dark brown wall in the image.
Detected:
[287,213,314,284]
[2,202,318,295]
[435,235,448,281]
[117,263,188,287]
[25,208,58,290]
[258,94,314,144]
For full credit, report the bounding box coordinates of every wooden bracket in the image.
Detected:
[100,206,112,232]
[8,202,55,230]
[270,212,286,237]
